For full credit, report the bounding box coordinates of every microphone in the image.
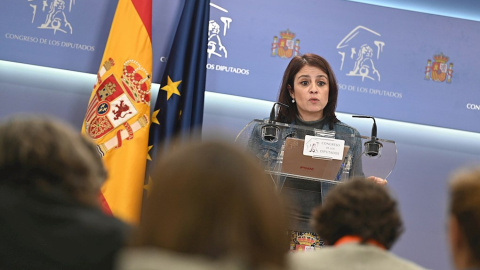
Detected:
[352,115,382,157]
[262,102,289,142]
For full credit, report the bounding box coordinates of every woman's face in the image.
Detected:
[289,65,329,121]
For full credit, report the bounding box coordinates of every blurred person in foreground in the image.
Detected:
[448,165,480,270]
[288,178,428,270]
[116,140,290,270]
[0,115,130,270]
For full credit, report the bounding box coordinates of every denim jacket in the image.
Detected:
[247,119,364,180]
[246,119,365,232]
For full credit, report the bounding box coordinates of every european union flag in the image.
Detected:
[146,0,210,184]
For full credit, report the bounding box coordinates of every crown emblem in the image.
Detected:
[280,29,295,40]
[424,53,453,83]
[272,29,300,59]
[433,53,449,63]
[297,233,316,246]
[121,59,151,104]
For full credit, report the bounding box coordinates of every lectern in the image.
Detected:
[235,119,397,232]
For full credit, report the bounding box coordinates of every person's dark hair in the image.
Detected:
[132,140,290,268]
[276,53,339,129]
[449,166,480,264]
[311,178,404,249]
[0,114,106,206]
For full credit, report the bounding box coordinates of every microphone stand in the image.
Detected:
[262,102,289,142]
[352,115,383,157]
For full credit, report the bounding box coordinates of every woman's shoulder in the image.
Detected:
[333,121,361,136]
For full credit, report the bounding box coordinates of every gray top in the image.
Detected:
[288,243,429,270]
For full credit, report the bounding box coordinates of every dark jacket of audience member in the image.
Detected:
[288,178,428,270]
[0,115,130,270]
[116,140,290,270]
[448,166,480,270]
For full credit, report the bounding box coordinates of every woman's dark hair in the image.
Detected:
[311,178,404,249]
[276,53,339,129]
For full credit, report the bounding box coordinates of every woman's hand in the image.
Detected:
[367,176,388,186]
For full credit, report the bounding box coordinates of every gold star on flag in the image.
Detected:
[147,145,153,161]
[151,109,160,125]
[144,176,153,198]
[161,76,181,100]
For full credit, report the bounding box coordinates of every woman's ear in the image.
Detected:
[288,84,294,98]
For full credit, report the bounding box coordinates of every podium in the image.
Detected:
[235,119,397,232]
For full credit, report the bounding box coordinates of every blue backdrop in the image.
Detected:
[1,0,480,131]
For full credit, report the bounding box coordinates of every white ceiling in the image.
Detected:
[348,0,480,21]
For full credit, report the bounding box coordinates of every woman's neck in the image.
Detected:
[297,113,323,122]
[296,115,326,127]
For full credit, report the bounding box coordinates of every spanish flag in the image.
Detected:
[81,0,152,224]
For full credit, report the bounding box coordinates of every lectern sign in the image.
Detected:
[303,136,345,160]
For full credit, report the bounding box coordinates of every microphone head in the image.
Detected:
[271,102,289,122]
[352,115,378,140]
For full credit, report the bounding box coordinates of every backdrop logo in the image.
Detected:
[206,2,249,75]
[271,29,300,59]
[28,0,75,34]
[208,3,232,59]
[336,25,385,82]
[425,53,453,83]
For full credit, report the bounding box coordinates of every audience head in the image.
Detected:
[0,114,106,207]
[310,177,403,249]
[277,53,339,126]
[132,140,290,268]
[448,165,480,269]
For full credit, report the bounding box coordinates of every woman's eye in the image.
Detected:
[317,81,326,86]
[300,81,308,86]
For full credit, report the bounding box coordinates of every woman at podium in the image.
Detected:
[249,53,365,178]
[247,53,368,250]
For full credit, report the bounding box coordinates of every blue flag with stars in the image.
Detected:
[146,0,210,184]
